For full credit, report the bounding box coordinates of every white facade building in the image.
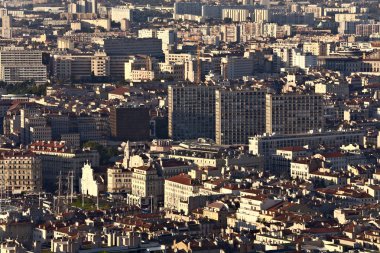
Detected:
[292,53,317,70]
[81,163,99,197]
[111,6,133,23]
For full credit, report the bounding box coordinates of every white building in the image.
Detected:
[57,38,74,50]
[157,29,177,52]
[164,173,201,214]
[222,9,251,22]
[138,29,157,38]
[235,190,282,230]
[290,160,312,180]
[111,6,133,23]
[138,29,177,52]
[221,54,255,80]
[124,55,155,81]
[292,53,317,70]
[107,166,132,193]
[2,15,12,39]
[80,163,100,197]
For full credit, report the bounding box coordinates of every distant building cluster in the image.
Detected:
[0,0,379,253]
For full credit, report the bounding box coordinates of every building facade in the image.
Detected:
[110,107,150,141]
[249,130,365,157]
[215,89,266,145]
[168,85,217,140]
[265,93,324,135]
[0,151,42,195]
[0,47,47,84]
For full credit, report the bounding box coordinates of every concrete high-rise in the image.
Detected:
[0,46,47,84]
[103,38,163,57]
[265,93,324,135]
[104,38,163,79]
[2,15,12,39]
[110,107,150,141]
[254,8,270,23]
[168,85,217,140]
[215,89,267,145]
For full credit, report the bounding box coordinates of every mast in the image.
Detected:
[70,171,74,204]
[57,171,62,213]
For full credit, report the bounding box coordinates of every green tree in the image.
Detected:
[83,141,118,165]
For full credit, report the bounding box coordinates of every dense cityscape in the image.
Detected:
[0,0,379,252]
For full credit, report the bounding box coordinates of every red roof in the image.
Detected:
[29,141,67,153]
[109,87,129,96]
[166,173,194,186]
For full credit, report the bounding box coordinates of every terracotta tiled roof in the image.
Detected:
[166,173,195,186]
[109,87,129,96]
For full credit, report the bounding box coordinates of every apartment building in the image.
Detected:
[164,173,202,214]
[0,46,47,84]
[221,55,254,80]
[52,54,92,81]
[221,51,264,79]
[302,5,323,18]
[240,22,263,41]
[254,8,270,23]
[356,23,380,36]
[128,165,163,209]
[222,9,252,22]
[0,151,42,194]
[91,52,110,77]
[103,38,163,58]
[249,130,365,157]
[110,6,133,23]
[124,55,155,81]
[303,42,331,56]
[168,85,217,140]
[29,141,99,192]
[215,89,266,145]
[102,38,163,79]
[234,190,282,231]
[57,38,74,50]
[220,24,240,43]
[265,93,324,135]
[107,165,132,193]
[156,62,185,81]
[165,53,192,64]
[2,15,12,39]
